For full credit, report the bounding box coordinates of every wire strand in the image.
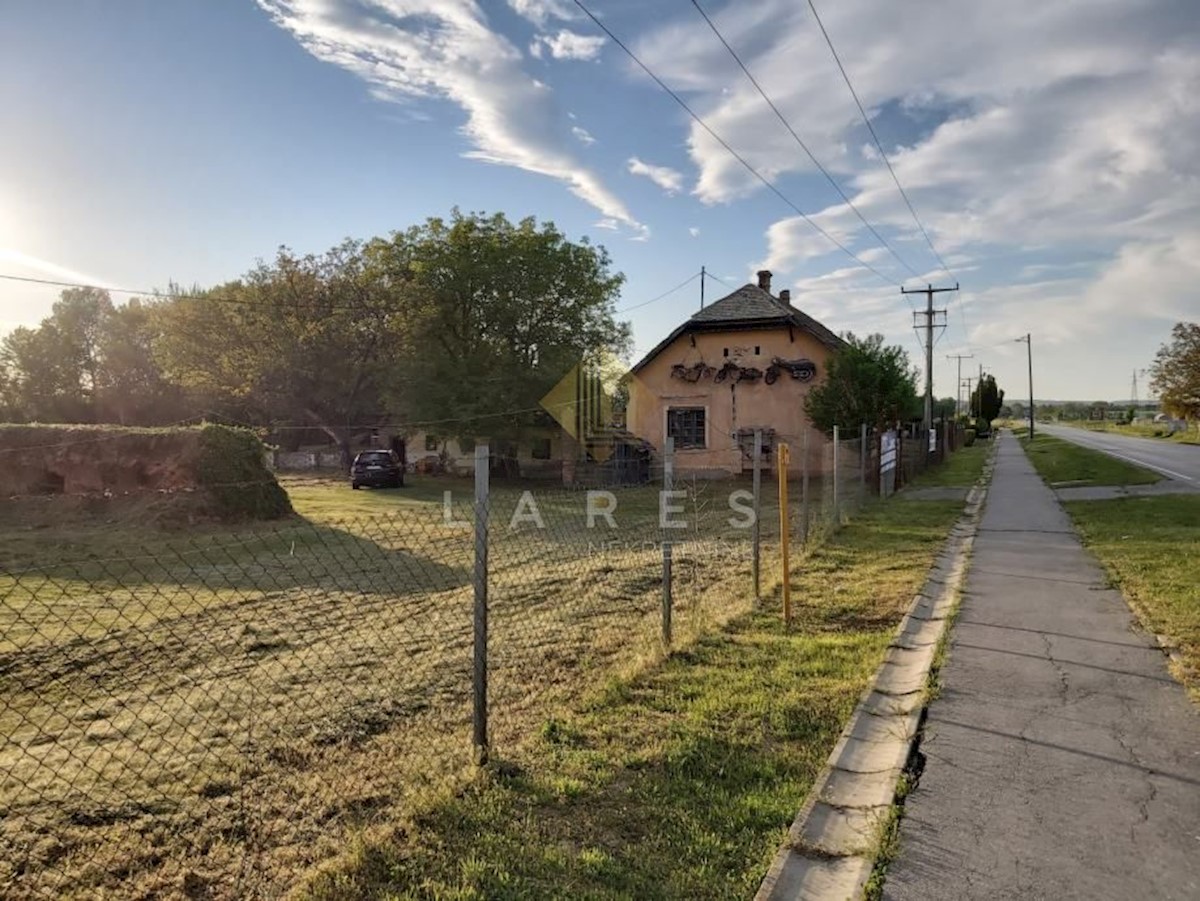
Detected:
[690,0,923,281]
[804,0,953,281]
[572,0,902,289]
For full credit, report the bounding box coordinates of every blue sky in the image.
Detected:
[2,0,1197,402]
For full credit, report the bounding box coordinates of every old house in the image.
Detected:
[626,270,844,476]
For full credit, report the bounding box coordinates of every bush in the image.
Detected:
[973,418,992,438]
[964,429,977,447]
[195,425,293,520]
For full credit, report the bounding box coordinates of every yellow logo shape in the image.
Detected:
[540,349,627,463]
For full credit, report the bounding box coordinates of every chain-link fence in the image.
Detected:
[1,424,963,898]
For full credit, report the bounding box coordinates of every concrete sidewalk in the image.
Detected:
[884,433,1200,901]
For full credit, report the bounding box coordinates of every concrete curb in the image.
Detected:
[754,465,993,901]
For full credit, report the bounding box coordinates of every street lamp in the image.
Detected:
[1015,334,1033,439]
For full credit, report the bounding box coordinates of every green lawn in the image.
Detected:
[301,498,967,901]
[1020,433,1160,486]
[908,442,989,488]
[1065,420,1200,446]
[1065,495,1200,695]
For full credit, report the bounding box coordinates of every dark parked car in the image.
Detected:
[350,450,404,489]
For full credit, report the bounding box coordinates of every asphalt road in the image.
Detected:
[884,433,1200,900]
[1037,423,1200,484]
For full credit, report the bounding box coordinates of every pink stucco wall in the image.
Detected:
[627,325,835,475]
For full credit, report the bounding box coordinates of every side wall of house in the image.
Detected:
[406,429,564,478]
[626,325,834,476]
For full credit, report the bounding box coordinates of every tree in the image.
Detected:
[934,396,957,420]
[970,375,1004,422]
[372,210,629,443]
[155,242,409,465]
[804,332,920,431]
[1150,322,1200,424]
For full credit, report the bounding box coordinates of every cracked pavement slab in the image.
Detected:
[884,433,1200,901]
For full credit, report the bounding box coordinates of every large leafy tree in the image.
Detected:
[1150,322,1200,423]
[1,288,187,425]
[371,210,629,443]
[804,332,920,431]
[1,288,115,422]
[970,374,1005,422]
[155,240,410,463]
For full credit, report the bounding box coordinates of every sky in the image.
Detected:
[2,0,1197,403]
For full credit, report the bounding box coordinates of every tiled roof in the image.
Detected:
[630,283,845,372]
[691,284,789,322]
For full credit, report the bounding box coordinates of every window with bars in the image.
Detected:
[667,407,706,449]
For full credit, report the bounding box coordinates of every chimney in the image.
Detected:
[779,289,791,305]
[756,269,772,293]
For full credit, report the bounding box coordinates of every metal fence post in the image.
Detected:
[832,425,840,524]
[800,429,810,545]
[662,436,674,647]
[777,442,791,628]
[472,442,489,766]
[860,422,868,507]
[752,428,762,603]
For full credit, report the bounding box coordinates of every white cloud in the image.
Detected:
[531,29,606,61]
[507,0,576,27]
[636,0,1200,261]
[594,218,620,230]
[571,125,595,145]
[688,227,700,238]
[627,157,684,195]
[257,0,643,234]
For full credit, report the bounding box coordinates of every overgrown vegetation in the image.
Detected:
[195,424,292,519]
[1020,433,1160,486]
[1064,495,1200,695]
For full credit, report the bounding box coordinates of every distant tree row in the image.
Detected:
[0,211,629,462]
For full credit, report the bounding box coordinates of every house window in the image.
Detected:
[531,437,552,460]
[755,345,760,355]
[723,347,729,357]
[459,436,475,454]
[424,434,439,452]
[667,407,706,449]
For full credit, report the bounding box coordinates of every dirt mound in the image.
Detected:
[0,424,292,522]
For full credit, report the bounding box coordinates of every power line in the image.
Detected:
[5,269,709,320]
[572,0,903,289]
[614,271,701,313]
[690,0,923,281]
[804,0,952,281]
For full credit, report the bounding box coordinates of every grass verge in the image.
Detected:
[1020,433,1160,486]
[1064,495,1200,695]
[300,498,966,901]
[908,443,989,488]
[1064,420,1200,445]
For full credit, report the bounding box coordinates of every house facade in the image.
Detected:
[626,270,844,476]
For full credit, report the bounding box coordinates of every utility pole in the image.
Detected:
[1016,334,1034,438]
[901,283,957,432]
[946,353,974,418]
[700,265,706,310]
[963,377,975,419]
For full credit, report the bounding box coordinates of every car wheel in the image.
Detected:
[351,482,361,490]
